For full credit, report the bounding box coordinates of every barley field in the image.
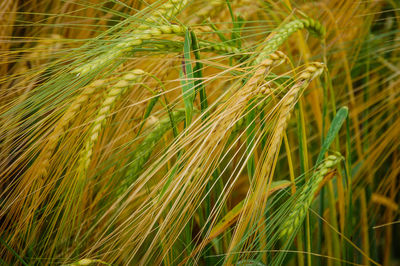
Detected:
[0,0,399,265]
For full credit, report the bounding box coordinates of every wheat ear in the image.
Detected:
[154,39,242,57]
[279,153,343,239]
[78,69,145,176]
[189,0,225,24]
[72,25,185,76]
[253,18,325,65]
[139,0,188,27]
[73,0,188,76]
[210,51,288,139]
[36,80,107,178]
[119,109,186,194]
[230,51,287,131]
[226,62,325,260]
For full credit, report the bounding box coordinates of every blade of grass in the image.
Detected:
[246,99,256,180]
[190,30,208,116]
[181,29,195,126]
[0,238,28,266]
[317,106,348,264]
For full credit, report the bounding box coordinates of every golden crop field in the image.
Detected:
[0,0,399,265]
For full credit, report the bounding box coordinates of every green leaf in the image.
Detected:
[246,99,256,179]
[136,95,159,137]
[190,31,208,117]
[180,29,195,126]
[316,106,349,164]
[232,15,245,48]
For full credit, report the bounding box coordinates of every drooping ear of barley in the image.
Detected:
[0,34,63,172]
[140,0,189,27]
[253,18,325,65]
[226,62,325,261]
[229,51,287,132]
[78,69,145,177]
[104,51,291,264]
[118,108,186,194]
[189,0,225,24]
[0,78,109,247]
[208,51,288,141]
[279,153,344,239]
[39,79,107,178]
[151,38,243,58]
[72,0,188,76]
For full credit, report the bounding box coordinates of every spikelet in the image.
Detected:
[118,109,186,194]
[78,69,145,176]
[253,18,325,65]
[279,153,344,239]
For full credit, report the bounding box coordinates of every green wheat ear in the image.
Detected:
[117,109,186,195]
[71,0,189,76]
[72,25,186,76]
[279,153,343,239]
[254,18,325,64]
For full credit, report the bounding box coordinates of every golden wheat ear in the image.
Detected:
[225,62,326,262]
[78,69,145,177]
